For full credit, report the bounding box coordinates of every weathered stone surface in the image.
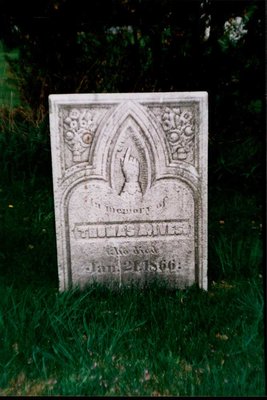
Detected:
[49,92,208,290]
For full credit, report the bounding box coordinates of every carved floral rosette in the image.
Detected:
[63,108,97,163]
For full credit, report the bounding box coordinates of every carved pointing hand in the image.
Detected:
[121,147,140,183]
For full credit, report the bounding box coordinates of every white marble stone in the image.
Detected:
[49,92,208,290]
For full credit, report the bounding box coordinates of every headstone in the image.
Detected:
[49,92,208,291]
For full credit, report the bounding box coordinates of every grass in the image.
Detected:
[0,101,265,396]
[0,279,264,396]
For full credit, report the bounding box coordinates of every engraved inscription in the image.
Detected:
[105,244,159,256]
[72,219,190,240]
[68,178,195,288]
[88,195,168,215]
[84,258,184,274]
[104,205,151,215]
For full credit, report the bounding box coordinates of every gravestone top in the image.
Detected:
[49,92,208,291]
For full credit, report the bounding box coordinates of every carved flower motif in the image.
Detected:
[88,121,97,131]
[80,120,87,128]
[65,131,74,141]
[167,130,180,144]
[70,120,78,129]
[69,109,80,119]
[184,126,194,137]
[180,110,193,124]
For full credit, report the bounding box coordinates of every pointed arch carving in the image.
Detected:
[90,101,168,183]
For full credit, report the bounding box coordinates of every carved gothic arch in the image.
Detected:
[90,101,167,181]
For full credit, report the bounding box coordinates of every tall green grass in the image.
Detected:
[0,279,264,396]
